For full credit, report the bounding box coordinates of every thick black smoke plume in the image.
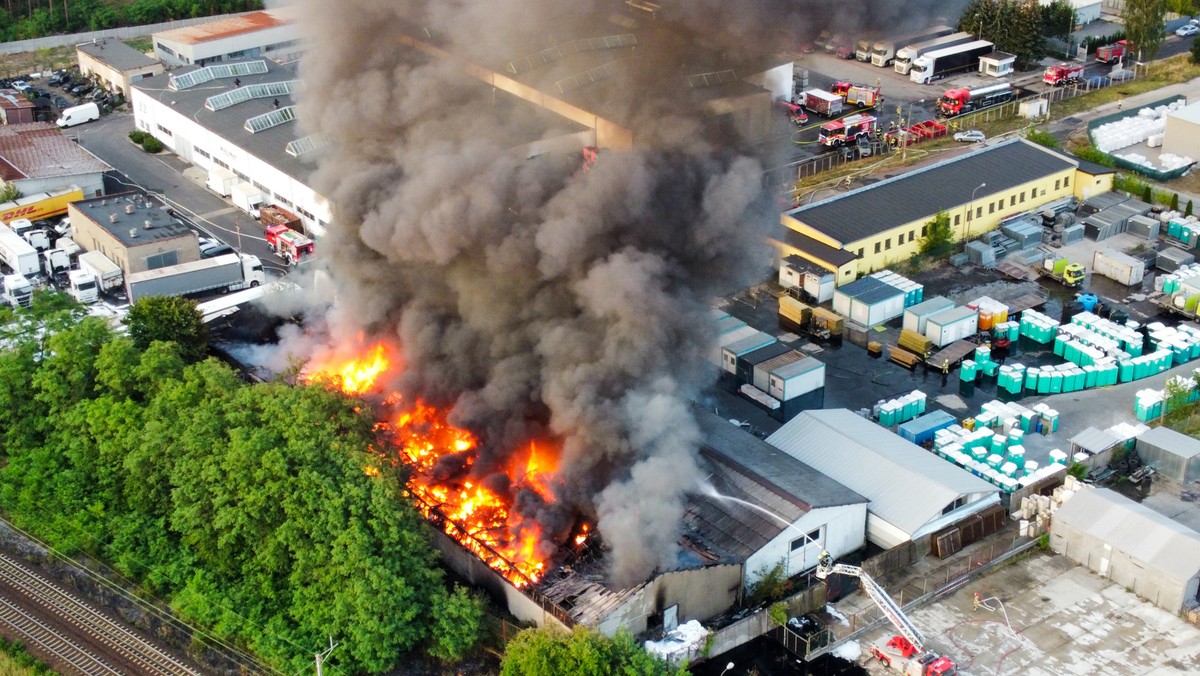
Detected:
[288,0,958,585]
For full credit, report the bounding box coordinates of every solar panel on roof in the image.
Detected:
[169,60,269,90]
[205,80,301,111]
[244,106,296,133]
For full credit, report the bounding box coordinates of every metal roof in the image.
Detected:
[0,123,110,181]
[154,10,293,46]
[1053,487,1200,582]
[784,139,1077,245]
[770,356,823,380]
[76,37,159,71]
[766,409,998,535]
[740,342,792,367]
[905,295,954,317]
[723,332,775,357]
[1069,426,1123,454]
[1137,426,1200,459]
[927,306,977,326]
[778,229,858,267]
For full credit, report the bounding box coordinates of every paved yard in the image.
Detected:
[851,552,1200,675]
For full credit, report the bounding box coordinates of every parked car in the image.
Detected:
[954,130,986,143]
[1177,23,1199,37]
[89,87,107,101]
[70,83,92,96]
[200,244,236,259]
[57,75,74,89]
[53,96,70,109]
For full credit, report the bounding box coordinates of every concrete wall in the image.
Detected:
[0,14,255,57]
[15,172,104,200]
[1051,519,1200,613]
[744,503,867,587]
[595,565,743,637]
[1074,167,1115,201]
[131,86,333,236]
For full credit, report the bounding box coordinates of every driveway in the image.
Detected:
[69,111,290,277]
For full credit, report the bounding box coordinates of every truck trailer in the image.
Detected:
[0,186,84,223]
[126,253,264,303]
[936,83,1014,117]
[78,251,123,292]
[870,25,955,67]
[894,31,976,75]
[801,89,843,118]
[1092,250,1145,286]
[0,222,40,277]
[909,40,995,84]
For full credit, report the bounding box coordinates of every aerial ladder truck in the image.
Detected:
[816,552,959,676]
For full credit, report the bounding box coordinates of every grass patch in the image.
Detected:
[0,636,53,675]
[123,37,153,54]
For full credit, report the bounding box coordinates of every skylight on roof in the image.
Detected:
[554,60,620,94]
[244,106,296,133]
[205,79,301,111]
[169,60,269,91]
[285,134,326,157]
[506,34,637,74]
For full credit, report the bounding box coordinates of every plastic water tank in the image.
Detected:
[1077,293,1099,313]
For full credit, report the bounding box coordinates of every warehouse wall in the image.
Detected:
[1164,114,1200,165]
[595,564,743,637]
[744,503,867,587]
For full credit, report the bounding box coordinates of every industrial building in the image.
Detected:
[766,409,1001,549]
[0,122,108,197]
[1163,100,1200,164]
[1051,487,1200,614]
[152,8,302,67]
[775,140,1116,281]
[76,38,164,98]
[0,90,36,125]
[68,192,199,275]
[131,59,332,236]
[1135,426,1200,484]
[1039,0,1103,25]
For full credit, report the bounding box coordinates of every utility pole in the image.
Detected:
[315,637,338,676]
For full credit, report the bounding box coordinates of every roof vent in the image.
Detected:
[108,213,117,224]
[143,219,153,229]
[100,199,107,206]
[124,204,135,214]
[128,228,137,238]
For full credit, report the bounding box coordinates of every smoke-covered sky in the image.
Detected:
[288,0,964,586]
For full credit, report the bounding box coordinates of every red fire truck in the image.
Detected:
[818,113,877,148]
[1043,63,1084,86]
[935,83,1014,117]
[831,81,883,108]
[264,223,314,265]
[1095,39,1127,64]
[775,97,809,125]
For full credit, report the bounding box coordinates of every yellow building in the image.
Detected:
[76,38,164,98]
[68,192,199,276]
[775,139,1115,282]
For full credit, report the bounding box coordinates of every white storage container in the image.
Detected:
[925,306,979,347]
[903,296,955,334]
[768,357,825,401]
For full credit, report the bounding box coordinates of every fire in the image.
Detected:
[307,342,558,587]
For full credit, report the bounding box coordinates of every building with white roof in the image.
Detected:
[1163,100,1200,165]
[1051,487,1200,613]
[766,409,1001,549]
[0,122,109,197]
[153,9,302,68]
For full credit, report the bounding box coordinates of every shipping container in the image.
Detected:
[768,356,825,401]
[721,332,776,374]
[712,324,761,367]
[925,306,979,346]
[737,342,793,384]
[1092,249,1145,286]
[835,276,905,327]
[898,410,958,445]
[753,350,806,392]
[903,295,955,334]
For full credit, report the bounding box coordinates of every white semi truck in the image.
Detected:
[126,253,264,303]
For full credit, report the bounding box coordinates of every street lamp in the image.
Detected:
[901,99,924,161]
[720,663,735,676]
[965,182,986,245]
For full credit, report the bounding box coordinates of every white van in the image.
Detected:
[56,102,99,128]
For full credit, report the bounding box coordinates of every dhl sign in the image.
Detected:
[0,186,85,223]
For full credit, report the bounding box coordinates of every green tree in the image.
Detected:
[0,183,20,203]
[428,586,484,661]
[1041,0,1077,39]
[1026,129,1061,149]
[1187,199,1194,216]
[960,0,1048,68]
[500,627,689,676]
[1172,192,1181,211]
[920,210,955,256]
[1142,184,1154,203]
[125,295,209,362]
[1123,0,1170,61]
[1192,32,1200,64]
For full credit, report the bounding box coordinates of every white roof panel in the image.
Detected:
[766,409,998,534]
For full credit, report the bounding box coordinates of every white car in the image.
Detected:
[1176,23,1199,37]
[954,130,986,143]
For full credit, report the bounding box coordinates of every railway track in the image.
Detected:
[0,553,201,675]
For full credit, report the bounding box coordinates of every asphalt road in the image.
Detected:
[69,111,291,278]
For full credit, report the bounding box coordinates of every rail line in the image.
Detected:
[0,554,201,675]
[0,595,121,675]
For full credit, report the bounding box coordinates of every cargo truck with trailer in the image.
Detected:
[909,40,995,84]
[0,185,84,223]
[935,83,1014,117]
[78,251,123,293]
[800,89,843,118]
[870,25,955,67]
[0,222,40,277]
[126,253,264,303]
[894,31,976,75]
[67,269,98,304]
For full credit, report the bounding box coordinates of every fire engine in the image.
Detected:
[936,83,1014,117]
[817,553,958,676]
[1095,39,1127,64]
[264,223,314,265]
[775,97,809,125]
[818,113,877,148]
[1043,63,1084,86]
[831,81,883,108]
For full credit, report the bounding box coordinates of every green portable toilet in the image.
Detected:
[1049,372,1063,393]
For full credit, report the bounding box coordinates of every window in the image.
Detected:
[233,171,248,182]
[1020,191,1026,203]
[885,238,891,250]
[976,206,982,219]
[908,231,915,243]
[195,148,210,159]
[155,124,172,137]
[1064,175,1070,187]
[1054,179,1061,190]
[874,242,881,254]
[789,528,823,552]
[214,159,229,169]
[252,181,268,193]
[942,497,967,515]
[988,202,994,214]
[1010,195,1016,207]
[922,224,929,236]
[1041,188,1047,196]
[156,43,176,57]
[297,206,314,219]
[856,248,864,258]
[953,215,960,226]
[145,251,179,270]
[277,196,293,207]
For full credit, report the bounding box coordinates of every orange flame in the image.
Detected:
[307,341,557,587]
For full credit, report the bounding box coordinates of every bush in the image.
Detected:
[1141,185,1153,203]
[1026,129,1060,150]
[141,136,163,153]
[128,129,147,144]
[1075,145,1116,168]
[1188,199,1194,217]
[1172,192,1181,211]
